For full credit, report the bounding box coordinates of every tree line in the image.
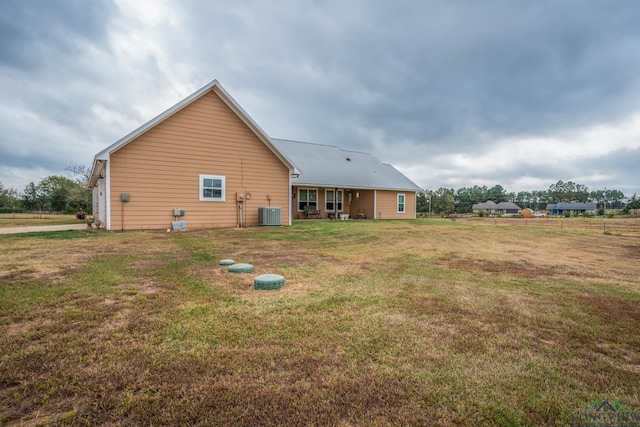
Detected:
[2,172,639,217]
[418,181,639,216]
[0,165,91,214]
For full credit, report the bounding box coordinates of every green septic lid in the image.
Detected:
[228,263,254,273]
[254,274,285,290]
[219,259,235,266]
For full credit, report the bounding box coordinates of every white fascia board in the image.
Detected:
[292,182,420,192]
[92,80,298,177]
[88,158,107,188]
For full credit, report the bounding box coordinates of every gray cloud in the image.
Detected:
[1,0,639,196]
[0,0,114,71]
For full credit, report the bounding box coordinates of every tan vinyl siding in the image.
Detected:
[375,190,417,219]
[109,91,290,230]
[349,190,374,219]
[292,187,378,220]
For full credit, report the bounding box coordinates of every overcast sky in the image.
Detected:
[1,0,639,197]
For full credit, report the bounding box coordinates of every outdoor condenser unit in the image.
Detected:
[258,207,282,226]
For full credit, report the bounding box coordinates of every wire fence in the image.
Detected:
[0,212,69,219]
[449,216,640,237]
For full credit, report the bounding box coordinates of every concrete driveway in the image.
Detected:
[0,224,88,235]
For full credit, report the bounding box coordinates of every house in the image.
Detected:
[472,201,522,216]
[89,80,420,230]
[546,202,597,216]
[271,139,421,220]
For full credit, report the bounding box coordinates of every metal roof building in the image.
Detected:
[546,202,598,210]
[271,138,421,191]
[472,201,522,212]
[546,202,597,215]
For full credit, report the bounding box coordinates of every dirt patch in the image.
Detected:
[117,277,177,295]
[575,293,640,326]
[212,239,335,269]
[444,256,588,279]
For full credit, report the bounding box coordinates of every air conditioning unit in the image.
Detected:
[258,207,282,226]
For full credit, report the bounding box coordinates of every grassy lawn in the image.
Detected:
[1,220,639,425]
[0,214,82,228]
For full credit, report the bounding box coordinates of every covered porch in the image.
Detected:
[292,186,374,220]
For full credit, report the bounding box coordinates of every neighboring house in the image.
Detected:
[472,201,522,216]
[271,139,421,220]
[89,80,420,230]
[546,202,597,216]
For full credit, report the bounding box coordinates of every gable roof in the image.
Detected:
[472,201,496,210]
[89,80,296,187]
[271,138,422,192]
[496,202,522,210]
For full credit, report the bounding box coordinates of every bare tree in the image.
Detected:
[65,164,92,185]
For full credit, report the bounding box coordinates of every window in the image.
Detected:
[298,188,317,211]
[325,189,343,212]
[199,175,225,201]
[397,193,406,213]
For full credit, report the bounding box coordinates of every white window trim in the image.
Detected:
[297,188,318,212]
[325,189,344,212]
[199,174,226,202]
[397,193,406,214]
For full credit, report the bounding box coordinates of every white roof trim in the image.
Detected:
[89,80,298,186]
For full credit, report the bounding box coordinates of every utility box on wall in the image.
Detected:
[173,208,185,216]
[258,207,281,226]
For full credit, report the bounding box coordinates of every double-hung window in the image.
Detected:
[199,175,225,201]
[298,188,317,211]
[325,189,343,212]
[397,194,406,213]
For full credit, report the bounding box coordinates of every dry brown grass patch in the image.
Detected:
[2,221,640,425]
